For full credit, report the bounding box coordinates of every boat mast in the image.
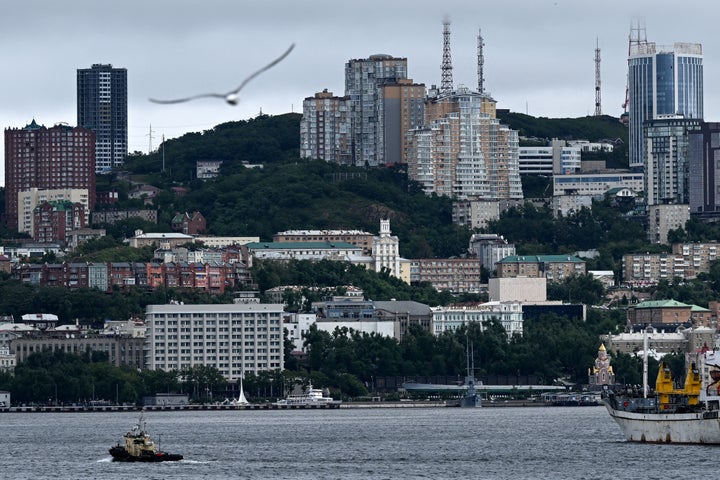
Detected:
[643,326,649,398]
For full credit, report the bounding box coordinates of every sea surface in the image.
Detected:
[0,405,714,479]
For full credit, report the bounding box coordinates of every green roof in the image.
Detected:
[635,299,691,309]
[498,255,585,263]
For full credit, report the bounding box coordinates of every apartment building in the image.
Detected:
[145,303,284,380]
[496,255,586,282]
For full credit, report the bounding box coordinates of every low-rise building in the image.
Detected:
[410,258,483,293]
[496,255,586,282]
[432,301,524,336]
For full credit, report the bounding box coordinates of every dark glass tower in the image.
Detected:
[77,64,127,174]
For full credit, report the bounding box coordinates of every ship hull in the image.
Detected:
[604,401,720,444]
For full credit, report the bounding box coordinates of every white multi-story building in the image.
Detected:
[518,139,582,175]
[431,302,524,336]
[552,172,644,197]
[18,188,90,235]
[468,233,516,272]
[410,88,522,201]
[372,219,401,279]
[145,303,284,380]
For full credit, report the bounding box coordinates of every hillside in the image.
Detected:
[111,112,629,258]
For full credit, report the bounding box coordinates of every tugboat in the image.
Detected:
[109,412,183,462]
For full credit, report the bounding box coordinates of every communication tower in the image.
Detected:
[594,39,602,116]
[441,18,454,94]
[477,28,485,95]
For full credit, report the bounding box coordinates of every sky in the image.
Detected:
[1,0,718,186]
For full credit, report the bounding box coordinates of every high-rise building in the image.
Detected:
[628,39,703,169]
[4,121,96,232]
[409,87,523,201]
[345,55,408,167]
[77,64,128,174]
[379,79,426,164]
[644,116,701,205]
[300,89,352,164]
[688,122,720,219]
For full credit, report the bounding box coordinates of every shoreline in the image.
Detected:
[0,399,600,412]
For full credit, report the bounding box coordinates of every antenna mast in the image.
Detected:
[441,18,454,94]
[146,124,155,153]
[477,28,485,95]
[594,38,602,116]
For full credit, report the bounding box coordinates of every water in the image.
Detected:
[0,406,715,479]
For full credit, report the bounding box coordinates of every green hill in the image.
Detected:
[113,111,629,258]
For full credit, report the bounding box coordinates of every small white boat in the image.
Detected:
[273,384,341,407]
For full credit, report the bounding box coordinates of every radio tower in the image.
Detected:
[622,19,647,123]
[477,28,485,95]
[594,39,602,116]
[440,18,453,94]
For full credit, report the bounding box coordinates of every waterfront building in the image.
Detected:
[77,63,128,173]
[628,38,703,169]
[431,301,524,336]
[588,344,615,387]
[145,303,285,380]
[11,328,146,369]
[4,121,95,232]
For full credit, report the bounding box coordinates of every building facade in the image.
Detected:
[628,40,703,169]
[18,188,90,236]
[273,229,374,255]
[495,255,586,282]
[77,63,128,173]
[145,303,284,380]
[688,122,720,219]
[300,89,352,164]
[345,55,408,167]
[431,301,524,337]
[410,258,483,293]
[644,116,701,205]
[647,203,690,244]
[409,88,523,202]
[518,139,582,175]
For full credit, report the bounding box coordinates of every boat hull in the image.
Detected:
[604,401,720,444]
[109,445,183,462]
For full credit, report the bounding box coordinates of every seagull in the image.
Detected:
[149,43,295,105]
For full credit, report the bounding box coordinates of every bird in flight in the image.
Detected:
[149,43,295,105]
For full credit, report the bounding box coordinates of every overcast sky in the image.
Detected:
[1,0,717,186]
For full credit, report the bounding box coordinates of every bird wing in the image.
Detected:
[149,92,227,104]
[228,43,295,95]
[148,43,295,104]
